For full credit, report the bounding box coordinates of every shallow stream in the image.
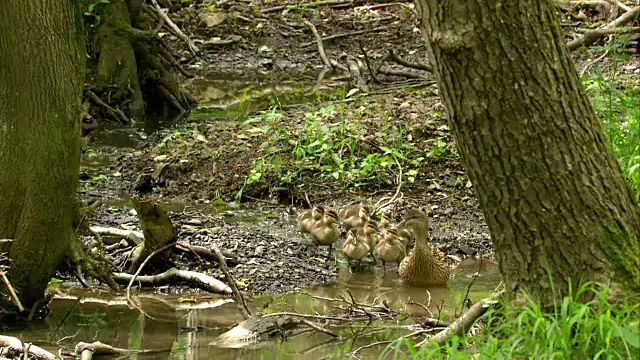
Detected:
[5,260,499,359]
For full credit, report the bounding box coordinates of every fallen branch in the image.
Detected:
[0,335,56,360]
[86,90,129,123]
[416,290,505,347]
[604,0,633,13]
[175,242,241,266]
[378,67,428,79]
[0,268,24,312]
[300,26,388,48]
[567,7,640,50]
[388,50,432,72]
[150,0,200,54]
[262,0,353,13]
[211,242,251,319]
[114,267,232,295]
[304,20,332,68]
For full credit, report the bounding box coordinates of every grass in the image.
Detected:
[583,45,640,201]
[235,102,456,200]
[382,282,639,359]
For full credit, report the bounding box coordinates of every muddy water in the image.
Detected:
[4,262,499,359]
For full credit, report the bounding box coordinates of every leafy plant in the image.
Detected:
[382,282,639,359]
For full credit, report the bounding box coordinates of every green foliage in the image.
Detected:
[236,104,425,199]
[582,49,640,201]
[383,282,639,359]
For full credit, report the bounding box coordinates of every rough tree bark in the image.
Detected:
[414,0,640,302]
[0,1,85,309]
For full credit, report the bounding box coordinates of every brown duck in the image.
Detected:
[398,209,450,286]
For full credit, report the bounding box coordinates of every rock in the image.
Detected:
[254,245,265,257]
[199,11,226,28]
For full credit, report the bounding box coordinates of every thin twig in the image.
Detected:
[0,269,24,312]
[125,242,176,303]
[211,242,251,320]
[359,40,382,85]
[262,0,353,13]
[372,156,403,216]
[580,49,610,76]
[460,255,483,315]
[349,340,393,358]
[300,319,340,337]
[300,26,388,48]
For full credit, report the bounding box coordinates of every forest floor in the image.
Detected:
[78,0,640,294]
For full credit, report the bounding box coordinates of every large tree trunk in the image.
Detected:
[414,0,640,302]
[0,1,85,309]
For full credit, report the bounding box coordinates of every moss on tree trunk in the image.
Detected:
[414,0,640,302]
[0,0,85,309]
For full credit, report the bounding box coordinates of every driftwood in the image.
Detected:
[567,6,640,50]
[0,335,56,360]
[114,267,232,295]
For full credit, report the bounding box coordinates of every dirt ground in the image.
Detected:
[79,0,639,294]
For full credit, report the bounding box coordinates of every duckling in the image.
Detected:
[396,226,414,254]
[296,206,325,233]
[338,204,371,230]
[374,228,405,270]
[309,209,340,257]
[342,228,370,266]
[398,209,450,287]
[359,221,381,253]
[377,216,393,230]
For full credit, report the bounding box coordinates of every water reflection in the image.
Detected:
[4,260,499,359]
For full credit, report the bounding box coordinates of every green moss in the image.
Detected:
[602,223,640,292]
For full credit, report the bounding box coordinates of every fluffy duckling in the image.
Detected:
[338,204,371,230]
[309,209,340,257]
[296,206,325,233]
[374,228,405,270]
[342,228,370,266]
[398,209,450,287]
[358,221,381,254]
[376,216,393,230]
